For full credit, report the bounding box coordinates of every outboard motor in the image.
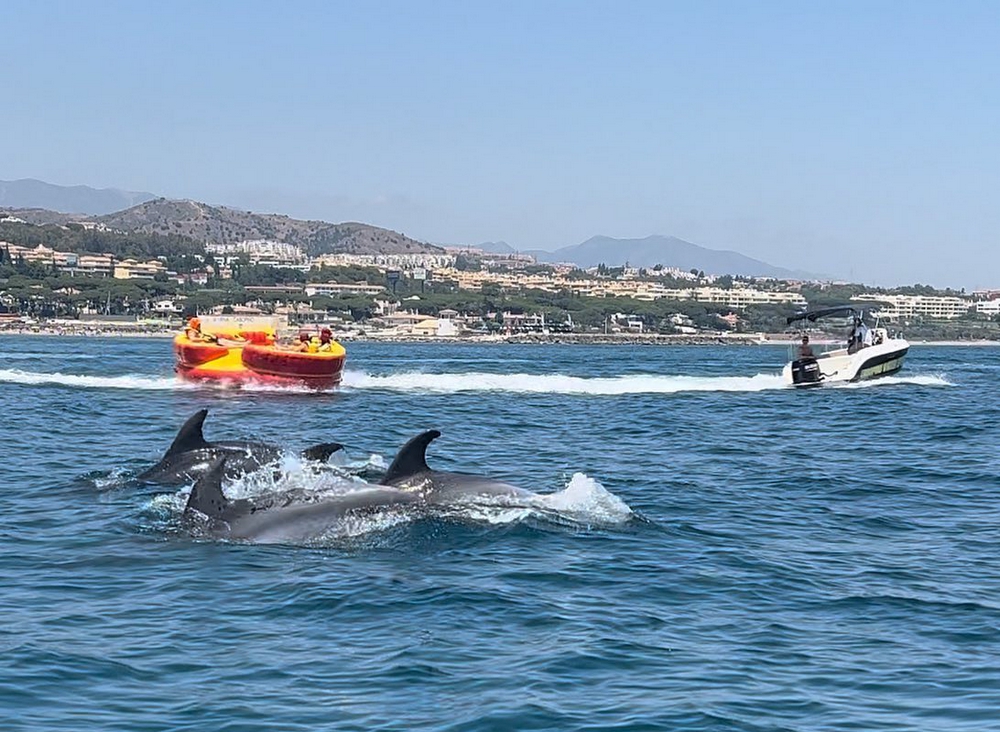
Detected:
[790,357,822,386]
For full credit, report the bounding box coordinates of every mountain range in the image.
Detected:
[0,178,157,215]
[478,235,818,279]
[3,198,441,257]
[2,179,817,276]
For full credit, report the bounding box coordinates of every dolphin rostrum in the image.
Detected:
[137,408,342,486]
[380,430,532,504]
[183,458,420,543]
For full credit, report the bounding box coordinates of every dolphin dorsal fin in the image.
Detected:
[165,409,211,457]
[184,457,230,519]
[383,430,441,484]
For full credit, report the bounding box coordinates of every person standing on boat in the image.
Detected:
[848,318,863,354]
[861,322,874,348]
[798,334,815,359]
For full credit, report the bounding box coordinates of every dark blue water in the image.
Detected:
[1,337,997,731]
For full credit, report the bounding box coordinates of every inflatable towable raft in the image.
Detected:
[174,317,346,387]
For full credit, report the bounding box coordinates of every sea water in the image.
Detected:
[0,336,996,731]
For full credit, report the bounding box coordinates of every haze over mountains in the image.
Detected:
[477,236,818,279]
[0,178,157,215]
[3,178,821,277]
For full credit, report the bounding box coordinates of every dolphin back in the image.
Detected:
[301,442,344,462]
[184,457,232,520]
[383,430,441,484]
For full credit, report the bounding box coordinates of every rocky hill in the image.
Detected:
[2,198,442,257]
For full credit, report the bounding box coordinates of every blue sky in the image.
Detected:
[3,0,998,287]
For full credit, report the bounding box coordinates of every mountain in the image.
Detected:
[476,241,517,255]
[0,179,157,215]
[535,235,817,279]
[2,198,442,257]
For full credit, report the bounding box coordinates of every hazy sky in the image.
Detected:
[4,1,998,287]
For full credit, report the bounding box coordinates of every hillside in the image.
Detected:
[93,199,441,256]
[2,198,443,257]
[0,179,157,215]
[535,235,819,279]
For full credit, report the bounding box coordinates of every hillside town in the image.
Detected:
[2,215,998,342]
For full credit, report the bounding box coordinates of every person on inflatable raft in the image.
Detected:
[286,328,336,353]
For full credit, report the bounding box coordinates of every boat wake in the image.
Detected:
[0,369,327,393]
[342,370,789,395]
[0,368,192,391]
[837,373,953,389]
[0,366,954,395]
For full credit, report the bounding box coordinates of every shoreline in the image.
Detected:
[0,325,997,347]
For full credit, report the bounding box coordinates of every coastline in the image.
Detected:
[1,323,997,347]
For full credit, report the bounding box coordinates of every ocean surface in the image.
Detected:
[1,336,997,731]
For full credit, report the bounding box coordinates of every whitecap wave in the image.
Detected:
[341,370,788,395]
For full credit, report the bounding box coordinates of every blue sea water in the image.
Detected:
[0,336,997,731]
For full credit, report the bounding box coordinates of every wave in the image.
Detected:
[0,368,192,391]
[342,370,789,395]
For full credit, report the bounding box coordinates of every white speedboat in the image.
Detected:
[782,307,909,387]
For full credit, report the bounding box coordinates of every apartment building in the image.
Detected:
[207,239,306,266]
[305,282,387,297]
[314,252,455,270]
[114,259,167,279]
[3,243,114,276]
[853,294,971,320]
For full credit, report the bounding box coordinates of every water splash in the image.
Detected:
[147,462,634,545]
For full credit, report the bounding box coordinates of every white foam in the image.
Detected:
[0,368,193,391]
[838,373,953,389]
[0,368,329,393]
[423,472,634,528]
[341,370,788,395]
[533,472,634,524]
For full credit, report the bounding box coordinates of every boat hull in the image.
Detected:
[173,334,346,387]
[782,339,909,387]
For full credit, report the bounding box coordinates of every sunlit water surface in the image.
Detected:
[1,336,997,731]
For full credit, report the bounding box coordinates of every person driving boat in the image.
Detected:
[797,334,815,359]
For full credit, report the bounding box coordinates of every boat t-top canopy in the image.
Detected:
[786,306,861,325]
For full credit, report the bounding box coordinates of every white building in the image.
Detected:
[207,239,306,266]
[313,252,455,270]
[854,294,971,320]
[974,298,1000,317]
[305,282,386,297]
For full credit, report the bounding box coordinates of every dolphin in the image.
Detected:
[380,430,532,504]
[137,408,343,486]
[183,458,420,543]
